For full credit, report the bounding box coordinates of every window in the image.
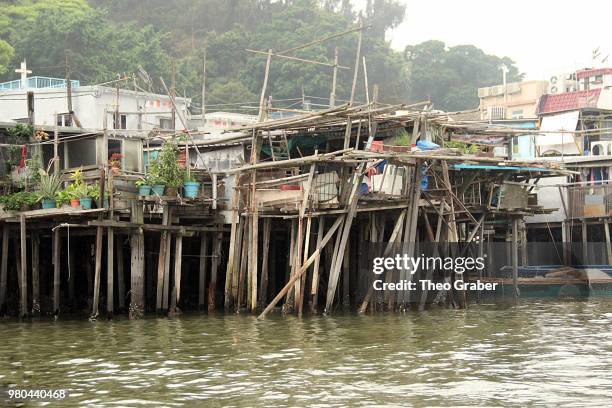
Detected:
[511,109,524,119]
[57,113,72,127]
[113,114,127,129]
[159,118,173,129]
[108,139,122,161]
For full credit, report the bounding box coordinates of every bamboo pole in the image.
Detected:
[129,201,145,319]
[91,226,103,319]
[107,227,114,317]
[156,205,170,311]
[259,218,271,308]
[309,217,324,312]
[171,232,183,312]
[208,232,222,311]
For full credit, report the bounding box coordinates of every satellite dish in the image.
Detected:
[550,76,558,84]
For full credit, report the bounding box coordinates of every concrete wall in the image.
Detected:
[0,86,190,131]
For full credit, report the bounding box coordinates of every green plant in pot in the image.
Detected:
[135,176,152,196]
[65,168,88,208]
[183,170,200,199]
[158,140,182,197]
[88,183,110,208]
[149,159,165,196]
[37,168,62,209]
[0,191,39,212]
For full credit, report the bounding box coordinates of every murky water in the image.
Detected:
[0,300,610,407]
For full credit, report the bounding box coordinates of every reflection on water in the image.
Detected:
[0,300,610,407]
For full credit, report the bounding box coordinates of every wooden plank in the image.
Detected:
[162,232,172,310]
[31,231,40,315]
[91,226,103,318]
[224,175,240,310]
[237,221,249,311]
[107,227,114,316]
[232,218,244,306]
[258,215,343,319]
[19,215,27,317]
[0,225,9,312]
[199,232,209,309]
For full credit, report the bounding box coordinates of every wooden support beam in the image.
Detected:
[0,225,8,313]
[199,232,209,309]
[19,215,27,317]
[116,236,125,310]
[107,227,114,317]
[91,226,103,319]
[511,218,520,300]
[156,206,170,312]
[129,202,145,319]
[237,222,249,311]
[208,232,222,311]
[232,218,244,307]
[258,215,343,319]
[259,218,271,308]
[31,231,40,315]
[224,175,240,310]
[604,220,612,266]
[162,232,172,310]
[171,232,183,312]
[581,220,588,264]
[309,217,324,313]
[53,227,60,315]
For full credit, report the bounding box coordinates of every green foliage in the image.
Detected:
[0,39,14,76]
[158,141,182,188]
[393,131,411,146]
[183,170,196,183]
[147,158,164,186]
[64,168,89,198]
[404,40,523,111]
[445,140,483,154]
[0,191,39,211]
[37,168,62,199]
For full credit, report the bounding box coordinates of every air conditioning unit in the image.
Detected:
[590,141,612,156]
[548,73,577,94]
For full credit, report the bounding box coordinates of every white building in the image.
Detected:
[0,76,190,132]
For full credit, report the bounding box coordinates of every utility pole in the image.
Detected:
[201,48,206,127]
[65,53,82,127]
[115,75,120,130]
[349,17,363,105]
[330,47,339,107]
[171,60,176,130]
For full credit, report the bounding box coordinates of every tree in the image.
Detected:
[0,39,13,76]
[404,40,523,111]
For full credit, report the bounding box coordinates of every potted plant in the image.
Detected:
[135,176,152,196]
[109,153,124,175]
[149,159,165,196]
[158,141,182,196]
[88,183,110,208]
[66,168,88,208]
[0,191,39,212]
[37,168,62,209]
[183,170,200,199]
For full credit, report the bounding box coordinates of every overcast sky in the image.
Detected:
[360,0,611,80]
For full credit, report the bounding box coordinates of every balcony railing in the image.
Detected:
[0,76,80,90]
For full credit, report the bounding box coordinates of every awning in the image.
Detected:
[536,111,580,155]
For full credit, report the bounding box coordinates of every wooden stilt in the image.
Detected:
[68,242,75,310]
[31,231,40,315]
[107,227,114,317]
[342,236,350,308]
[198,232,209,309]
[208,232,222,311]
[156,205,170,312]
[129,202,145,319]
[19,215,27,317]
[91,226,103,319]
[162,232,172,311]
[53,227,60,315]
[237,222,249,311]
[604,220,612,265]
[232,218,244,307]
[259,216,343,319]
[309,217,324,313]
[259,218,271,308]
[511,217,520,300]
[581,220,588,264]
[0,225,8,313]
[250,208,259,312]
[171,232,183,312]
[116,237,125,310]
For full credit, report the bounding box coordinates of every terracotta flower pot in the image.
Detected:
[111,166,121,176]
[70,199,81,208]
